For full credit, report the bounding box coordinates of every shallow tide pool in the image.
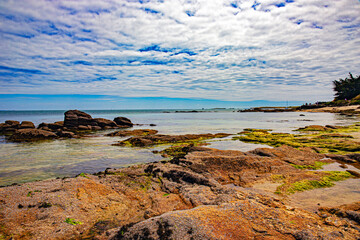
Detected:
[1,111,359,186]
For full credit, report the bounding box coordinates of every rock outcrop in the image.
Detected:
[56,130,76,138]
[2,110,135,141]
[38,121,64,131]
[63,110,132,130]
[0,120,20,134]
[114,117,133,127]
[107,129,158,137]
[19,121,35,129]
[1,120,35,134]
[64,110,94,128]
[115,133,231,147]
[93,118,117,129]
[9,129,58,142]
[0,146,359,239]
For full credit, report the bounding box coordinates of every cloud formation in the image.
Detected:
[0,0,359,102]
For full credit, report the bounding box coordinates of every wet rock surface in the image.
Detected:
[0,120,31,134]
[115,133,231,147]
[64,109,94,128]
[113,117,133,127]
[19,121,35,129]
[9,129,58,142]
[0,146,359,239]
[1,110,135,142]
[107,129,158,137]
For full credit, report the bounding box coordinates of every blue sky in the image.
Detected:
[0,0,359,109]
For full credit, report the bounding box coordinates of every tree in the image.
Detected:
[333,72,360,100]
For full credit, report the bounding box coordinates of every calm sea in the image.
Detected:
[1,109,359,186]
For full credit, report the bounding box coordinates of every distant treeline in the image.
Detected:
[301,73,360,109]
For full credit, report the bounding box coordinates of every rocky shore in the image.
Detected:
[0,110,134,142]
[1,126,360,239]
[239,105,360,116]
[1,114,360,239]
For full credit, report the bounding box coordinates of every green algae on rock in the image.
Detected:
[290,161,329,170]
[1,145,360,239]
[233,124,360,154]
[115,133,231,147]
[65,218,83,225]
[274,171,353,195]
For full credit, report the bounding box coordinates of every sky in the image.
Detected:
[0,0,359,109]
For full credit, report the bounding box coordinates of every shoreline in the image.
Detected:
[1,122,360,239]
[240,104,360,115]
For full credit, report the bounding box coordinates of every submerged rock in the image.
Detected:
[9,129,58,142]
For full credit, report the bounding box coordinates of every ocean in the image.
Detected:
[1,109,359,186]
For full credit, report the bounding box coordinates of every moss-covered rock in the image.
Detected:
[233,124,360,154]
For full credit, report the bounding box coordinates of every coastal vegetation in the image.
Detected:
[333,72,360,101]
[300,72,360,109]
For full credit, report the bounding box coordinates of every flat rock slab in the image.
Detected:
[107,129,158,137]
[9,129,58,142]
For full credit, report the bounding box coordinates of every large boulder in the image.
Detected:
[9,129,58,142]
[64,110,94,128]
[19,121,35,129]
[114,117,133,127]
[93,118,117,129]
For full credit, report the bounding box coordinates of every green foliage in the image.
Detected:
[26,191,33,197]
[65,218,83,225]
[333,72,360,100]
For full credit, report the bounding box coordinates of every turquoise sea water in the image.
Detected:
[1,109,359,186]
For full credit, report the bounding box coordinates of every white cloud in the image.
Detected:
[0,0,359,102]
